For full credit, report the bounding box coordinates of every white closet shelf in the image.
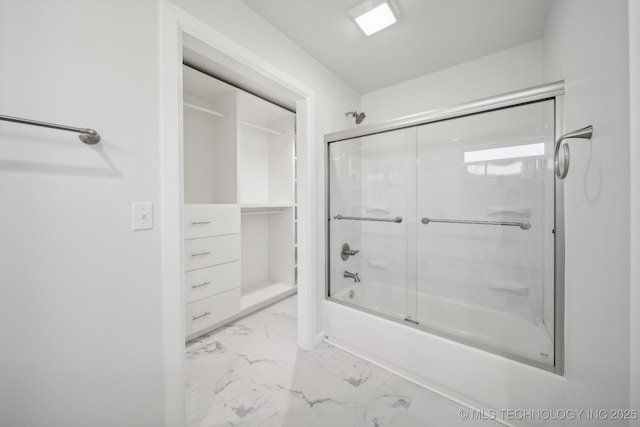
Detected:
[184,102,227,118]
[241,204,293,215]
[240,206,293,209]
[240,282,296,311]
[241,203,293,209]
[239,120,286,136]
[242,210,282,216]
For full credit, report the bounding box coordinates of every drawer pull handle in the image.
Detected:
[191,281,211,289]
[192,311,211,321]
[191,221,211,225]
[191,251,211,257]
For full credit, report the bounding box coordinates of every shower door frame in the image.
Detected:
[325,81,566,375]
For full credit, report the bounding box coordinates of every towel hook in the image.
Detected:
[554,125,593,179]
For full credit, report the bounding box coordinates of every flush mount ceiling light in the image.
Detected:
[349,0,401,36]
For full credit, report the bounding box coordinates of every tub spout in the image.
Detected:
[344,270,360,283]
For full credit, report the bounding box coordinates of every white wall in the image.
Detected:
[169,0,360,339]
[361,40,544,123]
[543,0,630,414]
[0,1,164,426]
[0,1,360,426]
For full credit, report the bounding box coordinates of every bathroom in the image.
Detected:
[0,0,638,426]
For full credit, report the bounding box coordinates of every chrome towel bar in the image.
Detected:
[0,114,101,144]
[421,217,530,230]
[554,125,593,179]
[334,214,403,223]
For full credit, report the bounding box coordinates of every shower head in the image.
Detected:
[345,111,366,125]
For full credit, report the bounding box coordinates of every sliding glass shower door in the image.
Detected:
[327,94,559,370]
[415,101,556,366]
[328,128,410,321]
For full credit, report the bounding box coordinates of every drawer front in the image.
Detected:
[185,288,240,337]
[185,261,240,304]
[184,234,240,272]
[184,204,240,239]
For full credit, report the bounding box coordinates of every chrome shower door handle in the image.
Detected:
[553,125,593,180]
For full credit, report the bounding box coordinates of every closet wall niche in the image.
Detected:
[182,64,297,340]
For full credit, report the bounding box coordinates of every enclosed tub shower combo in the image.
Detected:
[326,82,593,373]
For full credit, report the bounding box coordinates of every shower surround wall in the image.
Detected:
[326,1,632,423]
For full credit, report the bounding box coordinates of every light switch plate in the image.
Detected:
[132,202,153,230]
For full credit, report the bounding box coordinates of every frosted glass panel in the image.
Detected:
[415,100,555,365]
[328,129,408,321]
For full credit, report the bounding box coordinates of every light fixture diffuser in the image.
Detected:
[349,0,400,36]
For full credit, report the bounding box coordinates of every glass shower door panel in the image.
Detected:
[416,100,555,366]
[328,129,409,322]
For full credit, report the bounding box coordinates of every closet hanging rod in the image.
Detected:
[333,214,403,223]
[0,114,101,144]
[421,217,531,230]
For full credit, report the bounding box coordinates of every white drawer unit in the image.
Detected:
[185,288,241,337]
[185,261,240,304]
[184,234,240,272]
[184,204,240,239]
[183,203,241,340]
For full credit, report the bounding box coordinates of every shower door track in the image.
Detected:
[325,80,566,375]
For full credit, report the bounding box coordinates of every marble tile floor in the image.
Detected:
[186,295,502,427]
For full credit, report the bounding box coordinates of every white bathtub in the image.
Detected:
[332,281,553,364]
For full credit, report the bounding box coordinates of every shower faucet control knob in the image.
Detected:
[341,243,360,261]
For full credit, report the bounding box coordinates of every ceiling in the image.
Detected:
[241,0,552,94]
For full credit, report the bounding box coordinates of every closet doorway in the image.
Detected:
[159,5,317,425]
